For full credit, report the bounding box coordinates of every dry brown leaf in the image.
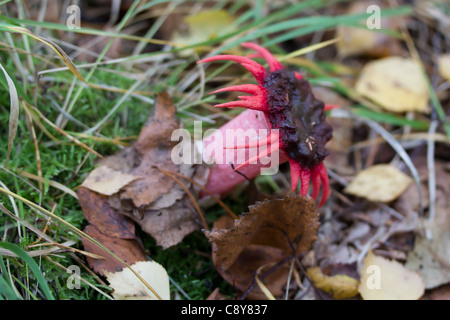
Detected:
[210,219,290,300]
[109,93,202,249]
[81,224,147,276]
[355,56,430,113]
[393,157,450,289]
[205,195,320,270]
[79,92,205,249]
[344,164,413,202]
[105,260,170,300]
[359,250,425,300]
[206,288,229,300]
[119,91,182,208]
[205,195,319,299]
[306,266,360,299]
[80,166,141,196]
[78,187,147,275]
[77,187,136,240]
[421,284,450,300]
[405,172,450,288]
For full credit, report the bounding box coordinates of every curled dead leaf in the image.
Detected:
[205,195,320,299]
[205,195,320,270]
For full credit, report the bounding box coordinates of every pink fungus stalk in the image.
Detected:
[198,43,334,207]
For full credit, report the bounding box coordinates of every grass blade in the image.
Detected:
[0,242,55,300]
[0,63,19,166]
[0,274,20,300]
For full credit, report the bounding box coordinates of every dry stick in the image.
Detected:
[26,212,53,248]
[155,167,239,220]
[239,255,293,300]
[0,203,54,244]
[23,104,43,193]
[293,255,326,300]
[16,169,78,199]
[65,151,92,186]
[26,242,105,260]
[285,259,296,300]
[153,167,208,230]
[69,252,109,287]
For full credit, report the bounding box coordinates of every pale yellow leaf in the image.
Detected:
[359,251,425,300]
[81,165,141,196]
[171,10,234,55]
[185,10,234,39]
[105,260,170,300]
[438,54,450,82]
[335,1,400,58]
[344,164,412,202]
[306,267,359,299]
[355,57,430,112]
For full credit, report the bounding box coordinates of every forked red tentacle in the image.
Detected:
[318,162,330,207]
[311,165,321,200]
[197,55,266,84]
[294,71,304,80]
[289,159,302,191]
[241,42,283,72]
[210,84,264,96]
[299,168,311,196]
[224,131,279,150]
[233,141,280,172]
[214,97,268,111]
[324,104,339,111]
[241,63,266,84]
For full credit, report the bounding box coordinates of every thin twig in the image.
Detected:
[239,255,292,300]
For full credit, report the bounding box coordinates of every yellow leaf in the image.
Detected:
[105,261,170,300]
[171,10,234,55]
[344,164,412,202]
[81,165,141,196]
[336,1,399,58]
[438,54,450,82]
[185,10,234,40]
[355,56,429,113]
[306,267,359,299]
[359,251,425,300]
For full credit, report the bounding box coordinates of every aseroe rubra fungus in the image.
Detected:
[198,42,334,207]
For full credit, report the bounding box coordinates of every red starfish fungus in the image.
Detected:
[198,43,334,207]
